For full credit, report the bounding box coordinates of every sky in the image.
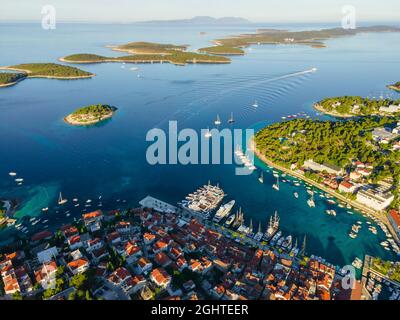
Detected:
[1,0,399,23]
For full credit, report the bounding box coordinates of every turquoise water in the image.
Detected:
[0,22,399,265]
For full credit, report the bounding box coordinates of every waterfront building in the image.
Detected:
[339,181,358,194]
[303,159,344,176]
[388,209,400,237]
[356,187,394,211]
[379,104,400,113]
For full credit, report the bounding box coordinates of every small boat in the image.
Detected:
[86,199,92,203]
[42,219,49,224]
[204,128,212,138]
[42,207,49,212]
[73,198,78,202]
[214,115,221,126]
[272,176,280,191]
[325,209,336,217]
[58,192,68,205]
[225,215,235,227]
[74,204,80,207]
[327,199,335,205]
[9,172,17,176]
[307,194,315,208]
[349,232,357,239]
[15,178,24,182]
[294,192,299,199]
[228,112,235,124]
[252,100,259,108]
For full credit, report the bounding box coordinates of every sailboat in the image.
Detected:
[58,192,68,205]
[258,171,264,184]
[204,128,212,138]
[214,115,221,126]
[294,192,299,199]
[228,112,235,124]
[307,194,315,208]
[272,176,280,191]
[252,100,259,108]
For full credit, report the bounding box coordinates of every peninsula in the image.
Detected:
[0,72,27,87]
[253,116,400,241]
[388,82,400,92]
[314,96,400,117]
[65,104,117,126]
[0,63,94,88]
[61,42,231,66]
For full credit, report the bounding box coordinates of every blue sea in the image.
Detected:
[0,22,399,266]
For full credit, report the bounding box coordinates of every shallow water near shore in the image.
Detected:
[0,22,399,265]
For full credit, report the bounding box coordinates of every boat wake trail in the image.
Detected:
[153,68,317,127]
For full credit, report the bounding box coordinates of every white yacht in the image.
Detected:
[213,200,235,223]
[214,115,221,126]
[58,192,68,205]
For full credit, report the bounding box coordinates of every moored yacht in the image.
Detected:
[213,200,235,223]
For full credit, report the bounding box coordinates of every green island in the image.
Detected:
[110,41,188,54]
[254,116,400,209]
[198,45,245,55]
[62,42,231,66]
[371,257,400,282]
[64,104,118,126]
[0,63,94,88]
[314,96,400,117]
[388,82,400,92]
[0,72,27,87]
[213,25,400,50]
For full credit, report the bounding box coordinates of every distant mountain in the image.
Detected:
[140,16,251,25]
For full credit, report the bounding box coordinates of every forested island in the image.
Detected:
[314,96,400,117]
[64,104,118,126]
[0,63,94,88]
[110,41,188,54]
[388,82,400,92]
[62,42,231,66]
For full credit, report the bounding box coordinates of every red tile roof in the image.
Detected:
[68,258,89,270]
[83,210,102,220]
[389,209,400,228]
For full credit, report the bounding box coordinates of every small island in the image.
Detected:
[0,63,94,88]
[110,41,188,55]
[388,82,400,92]
[61,42,231,66]
[0,72,27,87]
[314,96,400,117]
[64,104,117,126]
